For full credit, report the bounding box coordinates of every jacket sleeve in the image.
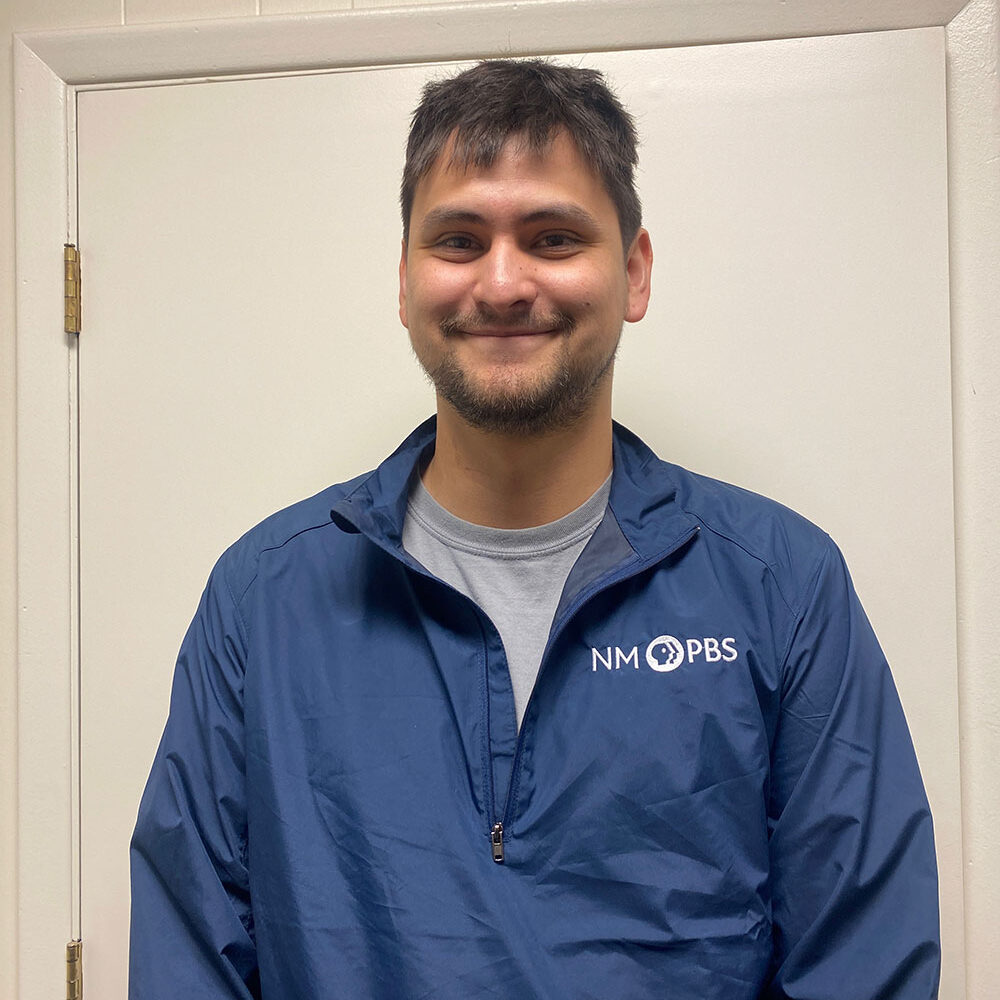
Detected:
[763,540,940,999]
[129,558,261,999]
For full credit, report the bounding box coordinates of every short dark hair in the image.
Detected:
[401,59,642,249]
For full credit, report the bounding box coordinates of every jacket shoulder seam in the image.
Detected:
[227,517,340,628]
[777,542,833,679]
[681,509,810,618]
[222,559,252,647]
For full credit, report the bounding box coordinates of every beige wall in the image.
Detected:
[2,0,996,997]
[946,3,1000,999]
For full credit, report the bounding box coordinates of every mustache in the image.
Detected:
[439,308,576,338]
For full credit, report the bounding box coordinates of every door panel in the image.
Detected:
[77,33,960,996]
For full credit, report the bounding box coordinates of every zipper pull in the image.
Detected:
[491,822,504,863]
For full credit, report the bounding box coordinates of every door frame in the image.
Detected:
[13,1,991,995]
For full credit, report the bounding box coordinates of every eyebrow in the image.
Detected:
[417,202,602,234]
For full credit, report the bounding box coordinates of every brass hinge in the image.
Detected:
[64,244,81,335]
[66,939,82,1000]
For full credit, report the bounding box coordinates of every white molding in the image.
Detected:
[14,1,989,996]
[17,0,969,85]
[14,36,75,1000]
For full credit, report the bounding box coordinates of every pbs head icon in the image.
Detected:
[645,635,685,672]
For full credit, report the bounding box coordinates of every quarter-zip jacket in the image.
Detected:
[130,419,940,999]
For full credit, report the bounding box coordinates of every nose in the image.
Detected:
[473,239,537,311]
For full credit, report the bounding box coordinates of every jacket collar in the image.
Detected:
[330,417,697,562]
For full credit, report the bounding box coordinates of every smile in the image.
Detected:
[460,327,558,338]
[440,311,577,339]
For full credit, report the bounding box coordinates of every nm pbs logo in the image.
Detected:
[591,634,739,673]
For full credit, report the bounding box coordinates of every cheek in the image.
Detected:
[559,284,624,319]
[408,264,470,314]
[551,263,627,313]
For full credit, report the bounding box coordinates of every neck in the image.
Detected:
[422,398,614,529]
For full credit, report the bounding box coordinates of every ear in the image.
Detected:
[624,228,653,324]
[398,239,409,329]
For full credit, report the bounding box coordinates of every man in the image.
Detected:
[130,60,940,998]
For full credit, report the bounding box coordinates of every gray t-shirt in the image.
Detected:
[402,476,611,728]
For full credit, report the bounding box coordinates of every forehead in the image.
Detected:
[410,130,617,226]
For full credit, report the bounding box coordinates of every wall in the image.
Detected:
[947,3,1000,999]
[1,0,996,997]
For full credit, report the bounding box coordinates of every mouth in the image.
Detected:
[461,327,557,338]
[440,312,575,339]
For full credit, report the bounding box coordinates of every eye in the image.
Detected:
[433,234,480,255]
[535,232,580,254]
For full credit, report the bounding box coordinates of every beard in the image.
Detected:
[419,307,621,435]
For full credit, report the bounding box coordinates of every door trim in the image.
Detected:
[17,0,968,84]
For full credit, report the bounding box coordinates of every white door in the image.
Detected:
[75,33,961,996]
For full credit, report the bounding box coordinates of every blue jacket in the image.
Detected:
[130,419,940,999]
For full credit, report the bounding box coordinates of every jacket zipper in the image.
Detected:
[491,822,504,863]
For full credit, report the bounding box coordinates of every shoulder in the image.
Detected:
[667,461,835,614]
[613,423,837,612]
[211,469,375,603]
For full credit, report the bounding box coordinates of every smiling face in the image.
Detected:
[399,131,652,436]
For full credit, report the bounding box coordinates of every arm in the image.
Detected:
[129,559,261,999]
[764,541,940,999]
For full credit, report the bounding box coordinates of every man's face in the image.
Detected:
[399,131,652,435]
